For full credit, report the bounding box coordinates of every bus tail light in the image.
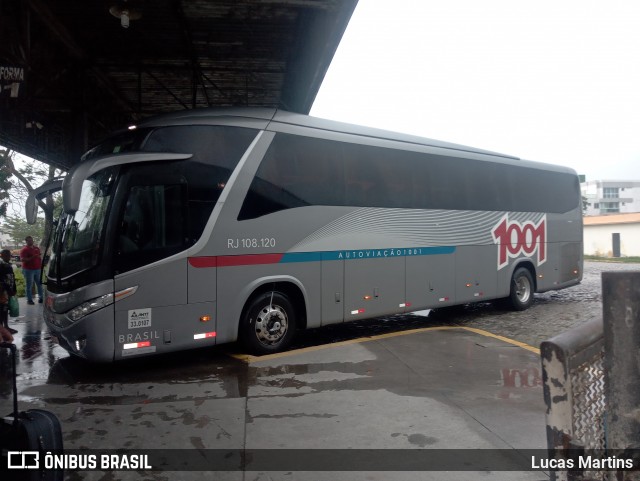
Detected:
[124,341,151,350]
[194,332,216,340]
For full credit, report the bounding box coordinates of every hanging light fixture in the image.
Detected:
[26,120,44,130]
[109,1,142,29]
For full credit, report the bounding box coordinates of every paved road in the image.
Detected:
[433,260,640,349]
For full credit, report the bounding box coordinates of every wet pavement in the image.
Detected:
[434,260,640,349]
[3,261,635,480]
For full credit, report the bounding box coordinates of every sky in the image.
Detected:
[310,0,640,182]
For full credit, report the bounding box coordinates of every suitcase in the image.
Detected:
[0,342,64,480]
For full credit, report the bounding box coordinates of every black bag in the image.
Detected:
[0,342,64,480]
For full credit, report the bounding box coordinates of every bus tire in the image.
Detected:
[241,291,296,354]
[509,267,534,311]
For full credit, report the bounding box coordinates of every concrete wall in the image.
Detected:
[583,223,640,257]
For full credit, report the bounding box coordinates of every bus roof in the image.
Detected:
[132,107,576,175]
[137,107,516,159]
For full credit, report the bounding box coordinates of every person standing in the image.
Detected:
[20,236,43,305]
[0,249,17,334]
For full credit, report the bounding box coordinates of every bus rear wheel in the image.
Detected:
[241,291,296,354]
[509,267,534,311]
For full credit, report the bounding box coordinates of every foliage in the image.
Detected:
[2,214,45,248]
[0,149,14,217]
[13,266,25,298]
[0,147,65,247]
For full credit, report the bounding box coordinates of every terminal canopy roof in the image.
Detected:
[0,0,357,170]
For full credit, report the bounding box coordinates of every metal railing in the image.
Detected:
[541,318,606,481]
[541,271,640,481]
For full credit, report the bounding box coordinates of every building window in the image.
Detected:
[601,202,619,213]
[603,187,619,198]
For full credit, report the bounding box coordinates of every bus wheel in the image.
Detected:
[242,291,296,354]
[509,267,534,311]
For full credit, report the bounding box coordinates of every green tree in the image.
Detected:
[1,214,46,248]
[0,149,14,217]
[582,195,589,216]
[0,147,65,246]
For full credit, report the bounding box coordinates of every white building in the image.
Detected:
[583,213,640,257]
[581,180,640,216]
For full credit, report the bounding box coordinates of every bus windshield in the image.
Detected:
[49,167,118,280]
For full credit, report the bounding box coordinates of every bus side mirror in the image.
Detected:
[25,178,65,225]
[25,194,38,225]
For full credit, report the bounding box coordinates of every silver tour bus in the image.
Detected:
[37,108,583,362]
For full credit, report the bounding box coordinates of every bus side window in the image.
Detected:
[288,150,329,205]
[119,218,140,253]
[116,184,187,273]
[295,137,345,207]
[119,191,144,253]
[345,152,390,207]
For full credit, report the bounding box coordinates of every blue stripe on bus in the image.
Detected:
[280,246,455,263]
[189,246,456,268]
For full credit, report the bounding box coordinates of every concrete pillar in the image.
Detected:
[602,272,640,480]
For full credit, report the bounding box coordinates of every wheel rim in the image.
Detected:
[255,304,288,346]
[515,275,531,304]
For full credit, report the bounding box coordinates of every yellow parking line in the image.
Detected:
[231,325,539,363]
[229,337,380,363]
[459,326,540,354]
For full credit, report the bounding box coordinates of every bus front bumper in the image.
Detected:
[44,298,115,363]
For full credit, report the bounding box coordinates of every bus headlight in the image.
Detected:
[67,293,114,322]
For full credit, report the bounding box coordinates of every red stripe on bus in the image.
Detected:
[217,253,283,267]
[189,254,284,268]
[188,257,218,268]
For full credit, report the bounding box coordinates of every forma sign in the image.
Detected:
[0,65,24,98]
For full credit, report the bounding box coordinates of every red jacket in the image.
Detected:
[20,245,42,270]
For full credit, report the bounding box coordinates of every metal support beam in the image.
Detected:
[172,0,210,108]
[26,0,137,116]
[280,0,358,113]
